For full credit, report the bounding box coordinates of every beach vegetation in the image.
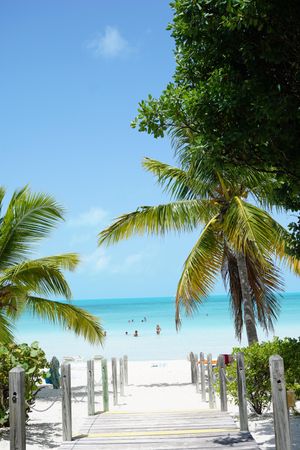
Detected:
[224,337,300,414]
[131,0,300,257]
[98,153,300,345]
[0,186,104,345]
[0,341,48,427]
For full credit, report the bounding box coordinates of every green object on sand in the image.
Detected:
[50,356,60,389]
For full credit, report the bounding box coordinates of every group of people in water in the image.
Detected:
[124,318,161,337]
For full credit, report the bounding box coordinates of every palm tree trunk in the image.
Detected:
[236,252,259,345]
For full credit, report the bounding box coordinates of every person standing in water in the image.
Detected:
[156,324,161,335]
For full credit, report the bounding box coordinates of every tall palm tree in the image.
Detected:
[98,157,299,345]
[0,186,104,345]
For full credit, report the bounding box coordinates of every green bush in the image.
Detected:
[0,342,48,427]
[225,337,300,414]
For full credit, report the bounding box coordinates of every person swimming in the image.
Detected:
[133,330,138,337]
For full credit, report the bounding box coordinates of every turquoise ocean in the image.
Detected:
[15,292,300,361]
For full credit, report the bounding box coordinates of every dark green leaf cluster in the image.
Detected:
[224,337,300,414]
[0,341,48,427]
[132,0,300,251]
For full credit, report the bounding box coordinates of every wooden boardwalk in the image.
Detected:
[60,409,259,449]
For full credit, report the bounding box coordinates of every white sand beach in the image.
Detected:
[1,359,300,449]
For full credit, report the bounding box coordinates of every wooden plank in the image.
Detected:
[218,355,227,412]
[87,360,95,416]
[269,355,291,450]
[9,367,26,450]
[111,358,118,405]
[200,352,206,402]
[101,359,109,412]
[123,355,128,386]
[237,352,248,432]
[61,363,72,441]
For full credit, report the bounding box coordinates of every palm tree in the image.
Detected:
[0,186,104,345]
[98,157,299,345]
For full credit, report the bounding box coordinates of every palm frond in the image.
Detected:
[142,157,212,200]
[175,217,223,329]
[0,311,14,344]
[222,243,282,340]
[25,297,105,345]
[98,200,206,245]
[0,187,65,269]
[0,254,80,300]
[223,197,285,257]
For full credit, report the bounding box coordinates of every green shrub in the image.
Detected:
[0,341,48,427]
[225,337,300,414]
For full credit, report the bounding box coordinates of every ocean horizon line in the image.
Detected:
[68,290,300,302]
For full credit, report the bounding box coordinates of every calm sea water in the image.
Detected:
[15,292,300,361]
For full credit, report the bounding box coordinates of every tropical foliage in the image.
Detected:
[99,154,299,344]
[224,337,300,414]
[131,0,300,256]
[0,341,48,426]
[0,186,104,344]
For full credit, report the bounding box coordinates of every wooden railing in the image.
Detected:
[189,351,292,450]
[9,354,128,450]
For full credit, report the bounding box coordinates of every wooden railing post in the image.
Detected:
[189,352,195,384]
[9,367,26,450]
[123,355,128,386]
[111,358,118,405]
[87,359,95,416]
[101,359,109,412]
[61,363,72,441]
[119,358,125,396]
[269,355,291,450]
[218,355,228,411]
[207,354,216,409]
[200,352,206,402]
[194,353,200,393]
[237,352,248,432]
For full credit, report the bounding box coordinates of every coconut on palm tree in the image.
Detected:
[0,186,104,345]
[98,155,299,345]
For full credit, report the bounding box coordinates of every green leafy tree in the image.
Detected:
[0,341,48,426]
[224,338,300,414]
[0,186,104,344]
[99,156,299,345]
[131,0,300,255]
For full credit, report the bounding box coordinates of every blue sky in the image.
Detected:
[1,1,299,299]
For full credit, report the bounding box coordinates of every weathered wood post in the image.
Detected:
[9,367,26,450]
[218,355,228,411]
[61,363,72,441]
[87,359,95,416]
[194,353,200,393]
[200,352,206,402]
[101,358,109,412]
[269,355,291,450]
[189,352,195,384]
[207,354,216,409]
[111,358,118,405]
[119,357,125,396]
[123,355,128,386]
[237,352,248,432]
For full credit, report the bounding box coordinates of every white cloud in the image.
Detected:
[79,248,110,274]
[112,253,143,274]
[69,207,108,227]
[86,26,131,58]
